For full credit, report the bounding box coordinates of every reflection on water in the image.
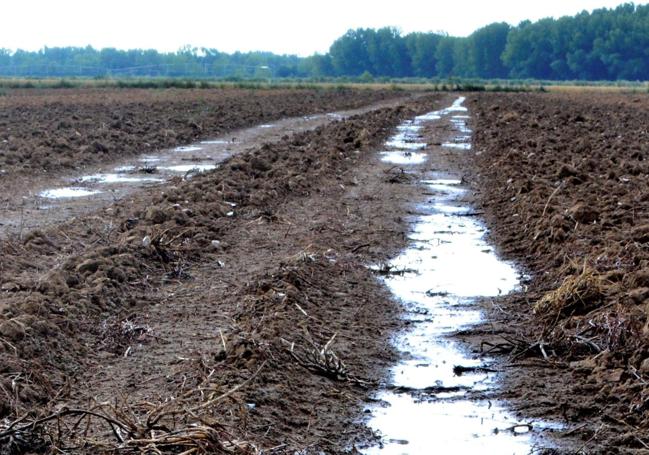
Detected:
[39,187,102,199]
[364,98,556,454]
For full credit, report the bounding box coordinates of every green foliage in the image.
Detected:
[54,79,75,88]
[359,70,374,82]
[502,3,649,80]
[0,5,647,82]
[405,32,441,77]
[470,23,510,78]
[0,46,311,80]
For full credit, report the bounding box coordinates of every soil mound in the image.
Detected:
[470,92,649,451]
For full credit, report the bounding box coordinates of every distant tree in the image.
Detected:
[303,54,334,77]
[329,29,372,76]
[329,27,411,77]
[435,37,457,77]
[502,18,557,78]
[404,32,442,77]
[469,23,510,78]
[369,27,411,77]
[0,49,11,69]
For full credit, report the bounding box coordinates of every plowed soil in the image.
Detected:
[466,92,649,453]
[0,88,448,454]
[5,87,648,454]
[0,87,399,176]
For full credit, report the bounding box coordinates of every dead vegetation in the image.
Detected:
[533,264,606,319]
[0,370,264,455]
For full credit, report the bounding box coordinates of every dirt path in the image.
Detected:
[0,93,453,454]
[65,94,462,452]
[19,93,564,453]
[0,95,418,239]
[359,97,565,453]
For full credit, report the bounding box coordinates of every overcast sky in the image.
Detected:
[2,1,642,56]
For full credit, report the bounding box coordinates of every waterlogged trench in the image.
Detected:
[364,98,556,453]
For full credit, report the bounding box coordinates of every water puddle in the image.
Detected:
[385,126,427,150]
[39,187,102,199]
[79,173,163,184]
[442,141,472,150]
[386,120,427,151]
[397,123,422,133]
[414,112,442,122]
[174,145,203,153]
[364,98,556,453]
[450,117,472,135]
[161,164,217,173]
[380,152,427,165]
[259,124,275,128]
[442,108,473,150]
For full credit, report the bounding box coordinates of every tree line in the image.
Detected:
[0,46,309,79]
[325,3,649,80]
[1,3,647,81]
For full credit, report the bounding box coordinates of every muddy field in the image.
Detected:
[0,90,415,239]
[468,92,649,453]
[0,87,399,175]
[2,87,649,454]
[0,87,448,454]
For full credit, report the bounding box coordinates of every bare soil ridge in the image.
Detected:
[0,88,399,175]
[467,92,649,453]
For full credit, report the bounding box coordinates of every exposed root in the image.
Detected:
[371,263,416,276]
[284,333,373,387]
[481,335,561,361]
[287,333,348,381]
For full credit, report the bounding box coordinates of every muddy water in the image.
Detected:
[1,97,417,238]
[364,98,557,453]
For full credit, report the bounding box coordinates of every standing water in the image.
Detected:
[364,98,556,453]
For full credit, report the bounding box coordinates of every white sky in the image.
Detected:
[2,0,643,56]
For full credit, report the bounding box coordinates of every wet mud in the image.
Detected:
[466,92,649,453]
[4,88,643,454]
[0,93,454,454]
[0,88,399,175]
[0,89,412,238]
[364,98,559,454]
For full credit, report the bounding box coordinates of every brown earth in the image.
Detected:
[0,92,419,239]
[8,87,647,454]
[0,90,450,454]
[0,87,399,176]
[465,92,649,453]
